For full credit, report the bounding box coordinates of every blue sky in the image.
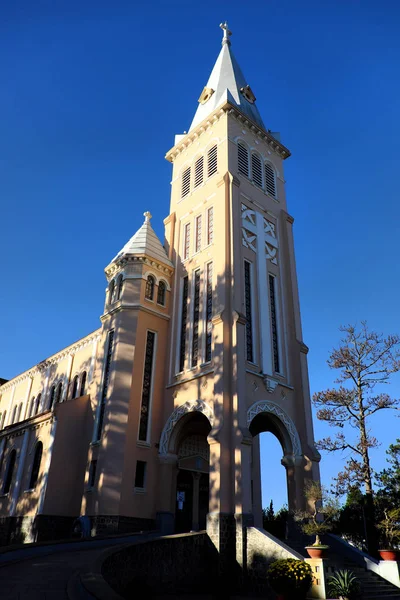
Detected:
[1,0,400,509]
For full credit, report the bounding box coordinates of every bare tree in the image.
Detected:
[313,322,400,553]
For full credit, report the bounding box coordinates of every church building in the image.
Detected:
[0,23,320,549]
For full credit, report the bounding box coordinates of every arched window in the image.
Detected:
[265,162,277,198]
[157,281,166,306]
[238,142,249,177]
[117,275,124,300]
[251,153,263,188]
[29,442,43,489]
[3,449,16,494]
[71,375,79,399]
[17,403,23,422]
[80,371,87,396]
[207,145,218,177]
[35,394,41,415]
[29,398,35,418]
[48,386,56,410]
[11,405,17,424]
[181,167,191,198]
[145,275,155,301]
[55,382,63,404]
[108,279,115,304]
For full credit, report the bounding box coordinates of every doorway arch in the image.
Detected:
[247,400,303,524]
[159,400,213,533]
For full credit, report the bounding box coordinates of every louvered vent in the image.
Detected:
[265,163,276,197]
[238,143,249,177]
[207,145,218,177]
[194,156,204,188]
[181,167,191,198]
[251,154,263,188]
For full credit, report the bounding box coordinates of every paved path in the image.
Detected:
[0,535,142,600]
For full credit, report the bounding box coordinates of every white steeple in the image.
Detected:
[111,212,173,266]
[189,22,265,132]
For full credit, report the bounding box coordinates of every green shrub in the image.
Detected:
[267,558,313,597]
[328,570,360,599]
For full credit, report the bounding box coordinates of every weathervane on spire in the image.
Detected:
[220,21,232,46]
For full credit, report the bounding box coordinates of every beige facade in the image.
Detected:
[0,25,320,550]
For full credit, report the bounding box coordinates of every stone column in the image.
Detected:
[282,454,305,512]
[37,417,57,515]
[156,454,178,535]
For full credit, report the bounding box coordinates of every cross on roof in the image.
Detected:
[220,21,232,46]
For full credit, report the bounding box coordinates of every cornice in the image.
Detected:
[101,303,171,322]
[105,255,174,280]
[0,411,54,439]
[165,101,291,163]
[0,330,101,393]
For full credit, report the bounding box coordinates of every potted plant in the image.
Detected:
[295,481,339,558]
[377,508,400,561]
[327,569,360,600]
[266,558,313,600]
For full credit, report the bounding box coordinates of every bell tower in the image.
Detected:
[158,23,321,558]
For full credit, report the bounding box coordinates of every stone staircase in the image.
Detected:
[285,536,400,600]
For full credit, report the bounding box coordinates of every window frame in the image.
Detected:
[145,275,155,302]
[28,441,43,490]
[156,280,167,306]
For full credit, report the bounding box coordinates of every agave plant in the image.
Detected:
[327,569,360,600]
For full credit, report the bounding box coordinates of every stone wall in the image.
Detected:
[246,527,304,596]
[90,515,155,537]
[102,532,220,598]
[0,514,76,546]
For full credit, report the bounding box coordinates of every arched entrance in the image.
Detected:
[247,401,303,525]
[159,401,213,533]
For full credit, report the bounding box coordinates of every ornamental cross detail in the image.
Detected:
[220,21,232,46]
[241,204,278,264]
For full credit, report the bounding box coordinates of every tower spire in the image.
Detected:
[220,21,232,46]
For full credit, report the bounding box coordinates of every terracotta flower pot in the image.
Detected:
[379,549,399,561]
[305,545,328,559]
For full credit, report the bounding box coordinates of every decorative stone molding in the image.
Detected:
[0,330,101,393]
[263,376,279,393]
[105,255,174,280]
[247,400,302,457]
[242,227,257,252]
[159,399,215,455]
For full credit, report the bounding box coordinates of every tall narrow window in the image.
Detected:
[179,276,189,372]
[251,153,263,188]
[134,460,147,489]
[71,375,79,399]
[35,394,41,415]
[48,386,56,411]
[55,382,63,405]
[244,261,254,363]
[265,163,276,198]
[11,405,17,424]
[194,156,204,188]
[95,330,115,441]
[238,142,249,177]
[117,275,124,300]
[139,331,156,442]
[80,371,87,396]
[191,270,201,367]
[108,279,115,304]
[207,145,218,177]
[269,275,280,373]
[207,207,214,245]
[88,460,97,488]
[29,442,43,489]
[145,275,155,300]
[181,167,191,198]
[195,215,202,253]
[3,450,16,494]
[157,281,166,306]
[17,403,23,422]
[205,262,213,363]
[183,223,190,260]
[29,398,35,418]
[1,412,6,429]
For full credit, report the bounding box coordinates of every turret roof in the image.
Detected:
[189,22,265,132]
[112,212,172,267]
